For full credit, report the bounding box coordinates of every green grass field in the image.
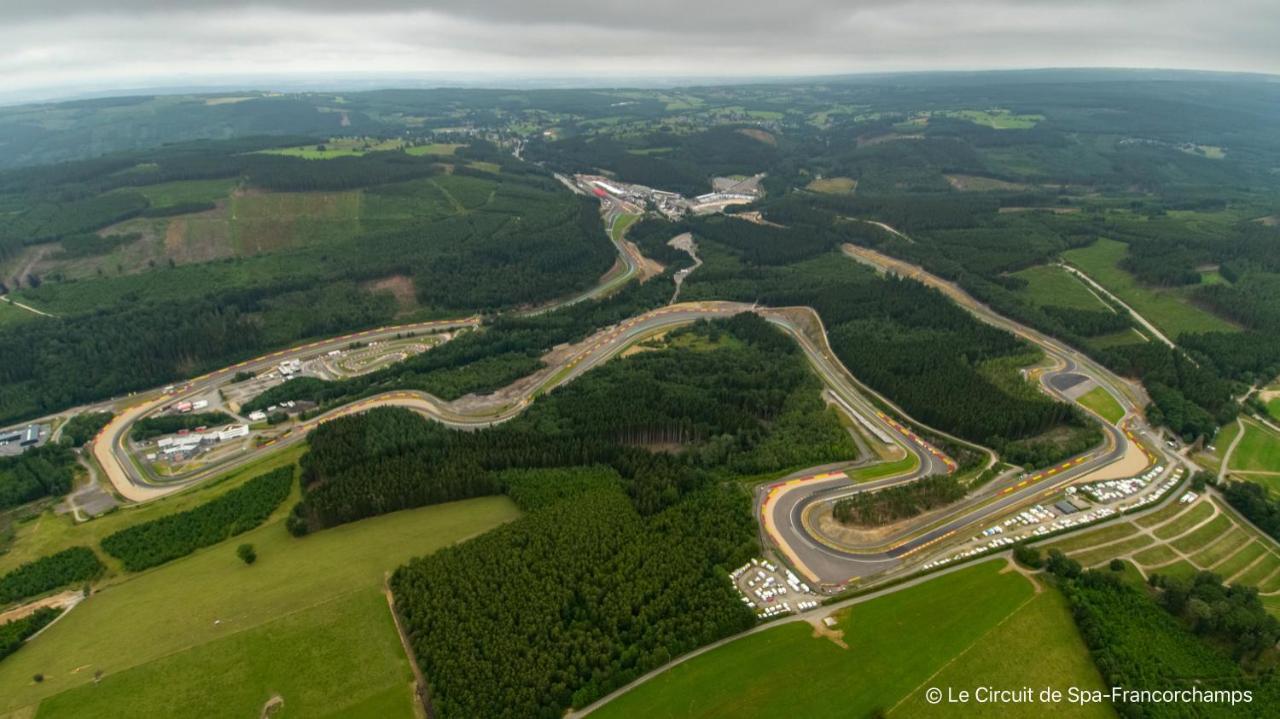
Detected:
[1171,514,1231,553]
[805,177,857,195]
[1062,238,1237,339]
[1187,527,1249,567]
[936,109,1043,129]
[0,495,520,715]
[0,300,39,327]
[1086,328,1148,350]
[895,589,1112,718]
[1268,398,1280,423]
[847,451,920,483]
[1072,535,1154,568]
[1045,523,1139,554]
[1152,559,1200,581]
[405,143,463,156]
[1055,495,1280,609]
[591,561,1090,719]
[1136,498,1192,527]
[1131,544,1179,566]
[35,588,413,719]
[1234,553,1280,587]
[1152,500,1214,539]
[258,138,408,159]
[131,178,238,208]
[1011,265,1110,311]
[1229,420,1280,474]
[1076,386,1125,424]
[1210,540,1265,577]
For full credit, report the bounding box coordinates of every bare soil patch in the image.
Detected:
[259,694,284,719]
[364,274,419,311]
[0,590,82,624]
[808,616,849,649]
[857,133,923,147]
[737,128,776,145]
[732,211,786,228]
[945,174,1028,192]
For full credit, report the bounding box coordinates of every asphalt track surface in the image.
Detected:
[92,300,957,502]
[78,217,1174,591]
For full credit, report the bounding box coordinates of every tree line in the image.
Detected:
[1148,570,1280,665]
[0,547,102,606]
[1220,481,1280,545]
[0,607,63,663]
[100,467,293,571]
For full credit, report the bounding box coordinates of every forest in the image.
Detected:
[99,466,293,571]
[795,190,1273,441]
[1148,571,1280,665]
[1060,568,1280,717]
[832,475,966,526]
[0,142,616,425]
[291,314,856,531]
[130,412,236,441]
[682,250,1099,466]
[1220,481,1280,545]
[0,444,78,511]
[58,412,114,448]
[391,485,757,719]
[0,547,103,606]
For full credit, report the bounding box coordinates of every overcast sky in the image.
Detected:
[2,0,1278,100]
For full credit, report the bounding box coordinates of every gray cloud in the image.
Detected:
[1,0,1277,99]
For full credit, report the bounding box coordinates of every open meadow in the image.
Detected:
[590,560,1110,719]
[1062,238,1237,339]
[0,493,520,716]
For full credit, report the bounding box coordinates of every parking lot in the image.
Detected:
[731,557,823,620]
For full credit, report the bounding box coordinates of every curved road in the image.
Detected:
[94,301,954,502]
[83,215,1174,596]
[761,244,1174,587]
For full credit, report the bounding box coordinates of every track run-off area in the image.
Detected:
[62,209,1185,593]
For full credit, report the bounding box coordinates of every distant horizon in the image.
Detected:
[5,65,1278,107]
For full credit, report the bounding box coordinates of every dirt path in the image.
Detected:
[857,219,915,244]
[6,245,48,291]
[1,295,55,318]
[384,576,430,717]
[1220,418,1246,482]
[667,233,701,303]
[0,590,84,624]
